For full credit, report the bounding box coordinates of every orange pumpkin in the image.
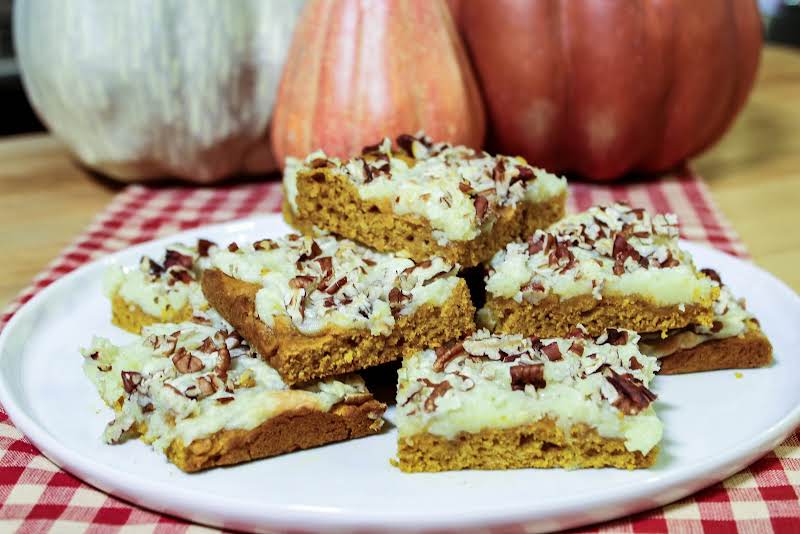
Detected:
[271,0,485,164]
[454,0,762,180]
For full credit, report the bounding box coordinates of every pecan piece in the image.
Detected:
[172,348,204,374]
[395,134,417,156]
[145,257,164,277]
[216,396,235,405]
[701,268,722,285]
[602,328,629,346]
[510,363,546,391]
[197,337,217,353]
[474,195,489,221]
[604,369,657,415]
[541,342,562,361]
[215,346,231,380]
[227,242,239,253]
[298,240,322,262]
[253,238,279,251]
[289,275,316,290]
[492,159,506,183]
[432,341,465,372]
[121,371,143,394]
[326,276,347,295]
[418,378,452,412]
[197,238,216,257]
[164,249,194,270]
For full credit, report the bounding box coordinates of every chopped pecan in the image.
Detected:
[602,328,629,346]
[253,238,279,251]
[395,134,418,156]
[629,357,643,370]
[612,234,647,274]
[433,341,465,372]
[363,258,376,266]
[172,348,204,374]
[492,159,506,183]
[528,336,543,351]
[289,275,316,290]
[145,258,164,277]
[197,238,216,257]
[710,321,724,333]
[701,268,722,285]
[474,195,489,221]
[361,159,374,183]
[197,337,217,353]
[458,181,472,193]
[191,315,212,326]
[326,276,347,295]
[196,376,217,397]
[388,287,409,306]
[361,142,383,155]
[510,363,546,391]
[216,396,235,405]
[604,369,657,415]
[567,327,588,339]
[298,240,322,262]
[541,342,562,361]
[215,346,231,380]
[121,371,143,394]
[169,269,193,285]
[569,341,584,356]
[164,249,194,270]
[227,242,239,253]
[418,378,452,412]
[513,165,535,184]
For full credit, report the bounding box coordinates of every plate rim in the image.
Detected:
[1,216,799,532]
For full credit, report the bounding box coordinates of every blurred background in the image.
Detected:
[0,0,798,138]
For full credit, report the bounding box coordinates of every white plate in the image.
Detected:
[1,214,798,533]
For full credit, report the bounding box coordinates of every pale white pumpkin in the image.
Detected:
[14,0,305,183]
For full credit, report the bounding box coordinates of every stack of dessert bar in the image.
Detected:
[84,133,771,474]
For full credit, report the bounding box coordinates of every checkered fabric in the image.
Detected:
[0,173,796,533]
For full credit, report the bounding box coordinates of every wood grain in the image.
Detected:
[1,46,799,309]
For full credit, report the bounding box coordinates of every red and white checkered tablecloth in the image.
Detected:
[1,173,797,533]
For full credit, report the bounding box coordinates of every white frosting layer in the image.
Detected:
[82,319,373,453]
[284,133,567,244]
[104,242,211,317]
[485,203,717,307]
[210,234,460,335]
[397,328,662,455]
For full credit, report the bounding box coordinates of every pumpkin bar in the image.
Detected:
[639,269,772,374]
[283,133,567,267]
[394,327,662,472]
[201,234,475,385]
[82,320,386,473]
[479,203,719,338]
[105,239,217,334]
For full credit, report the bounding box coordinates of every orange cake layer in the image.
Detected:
[653,321,772,375]
[167,400,385,472]
[480,293,714,338]
[396,420,658,473]
[111,293,193,334]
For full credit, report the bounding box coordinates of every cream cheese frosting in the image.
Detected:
[104,241,214,317]
[485,203,717,307]
[397,328,662,455]
[82,316,373,454]
[210,234,460,336]
[284,133,567,244]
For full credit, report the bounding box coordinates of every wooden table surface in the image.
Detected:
[1,45,799,309]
